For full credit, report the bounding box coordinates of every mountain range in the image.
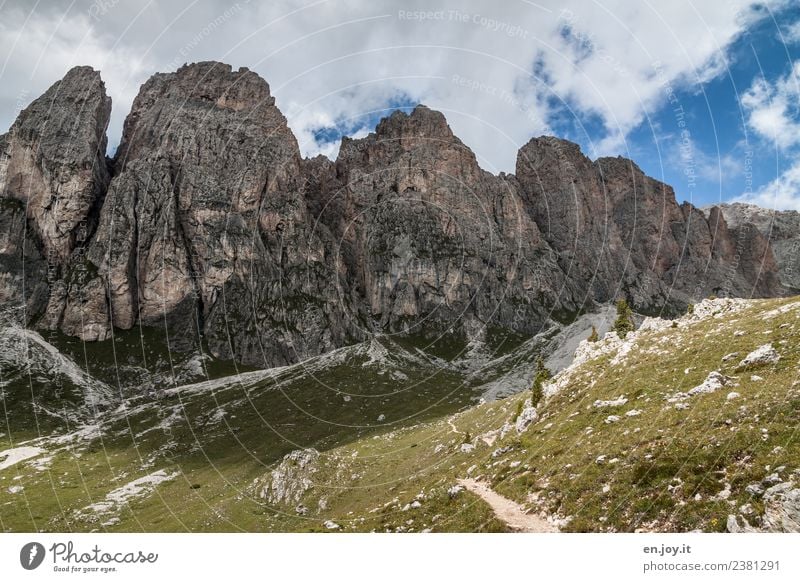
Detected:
[1,62,797,370]
[2,62,800,534]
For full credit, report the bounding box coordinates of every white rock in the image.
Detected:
[460,443,475,453]
[750,375,764,382]
[604,415,620,424]
[0,446,45,471]
[377,414,386,422]
[625,409,642,417]
[515,406,538,433]
[687,371,729,396]
[731,483,800,532]
[726,392,741,401]
[592,396,628,409]
[323,520,340,530]
[736,344,780,370]
[448,484,464,498]
[410,500,422,509]
[262,449,320,504]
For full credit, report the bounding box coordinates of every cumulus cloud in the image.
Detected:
[0,0,789,172]
[781,19,800,43]
[737,58,800,210]
[733,159,800,210]
[742,61,800,149]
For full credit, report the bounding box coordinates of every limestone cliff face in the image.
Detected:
[52,62,352,366]
[516,138,783,311]
[0,66,110,322]
[0,63,790,368]
[304,106,565,339]
[716,203,800,291]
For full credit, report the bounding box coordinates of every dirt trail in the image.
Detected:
[458,478,558,532]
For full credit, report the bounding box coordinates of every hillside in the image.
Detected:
[2,296,798,532]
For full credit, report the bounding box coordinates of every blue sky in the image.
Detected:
[2,0,800,210]
[618,4,800,209]
[305,3,800,210]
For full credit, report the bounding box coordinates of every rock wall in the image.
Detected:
[0,62,790,367]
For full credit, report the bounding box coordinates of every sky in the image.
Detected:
[1,0,800,210]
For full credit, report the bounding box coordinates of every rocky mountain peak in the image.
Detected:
[0,65,110,267]
[516,136,593,177]
[373,104,454,140]
[115,61,289,168]
[0,62,793,368]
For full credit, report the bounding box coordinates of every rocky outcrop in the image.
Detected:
[0,67,110,322]
[305,106,566,340]
[728,481,800,533]
[716,203,800,291]
[52,63,354,366]
[257,448,320,505]
[0,62,791,369]
[516,139,783,313]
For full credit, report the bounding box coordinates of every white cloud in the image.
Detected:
[781,19,800,43]
[0,4,153,148]
[741,61,800,149]
[0,0,788,173]
[733,158,800,210]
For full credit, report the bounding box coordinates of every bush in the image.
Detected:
[686,303,695,315]
[512,400,524,422]
[530,356,550,407]
[613,299,634,339]
[588,325,599,342]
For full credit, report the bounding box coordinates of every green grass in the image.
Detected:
[2,296,798,533]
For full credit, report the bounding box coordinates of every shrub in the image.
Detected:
[588,325,599,342]
[530,356,550,407]
[512,400,524,422]
[687,303,695,315]
[613,299,634,339]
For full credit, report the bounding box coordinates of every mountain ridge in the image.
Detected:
[0,61,790,368]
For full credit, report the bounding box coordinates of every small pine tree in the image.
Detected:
[513,399,524,422]
[613,298,634,339]
[462,431,471,444]
[588,325,599,342]
[530,356,550,407]
[686,303,695,315]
